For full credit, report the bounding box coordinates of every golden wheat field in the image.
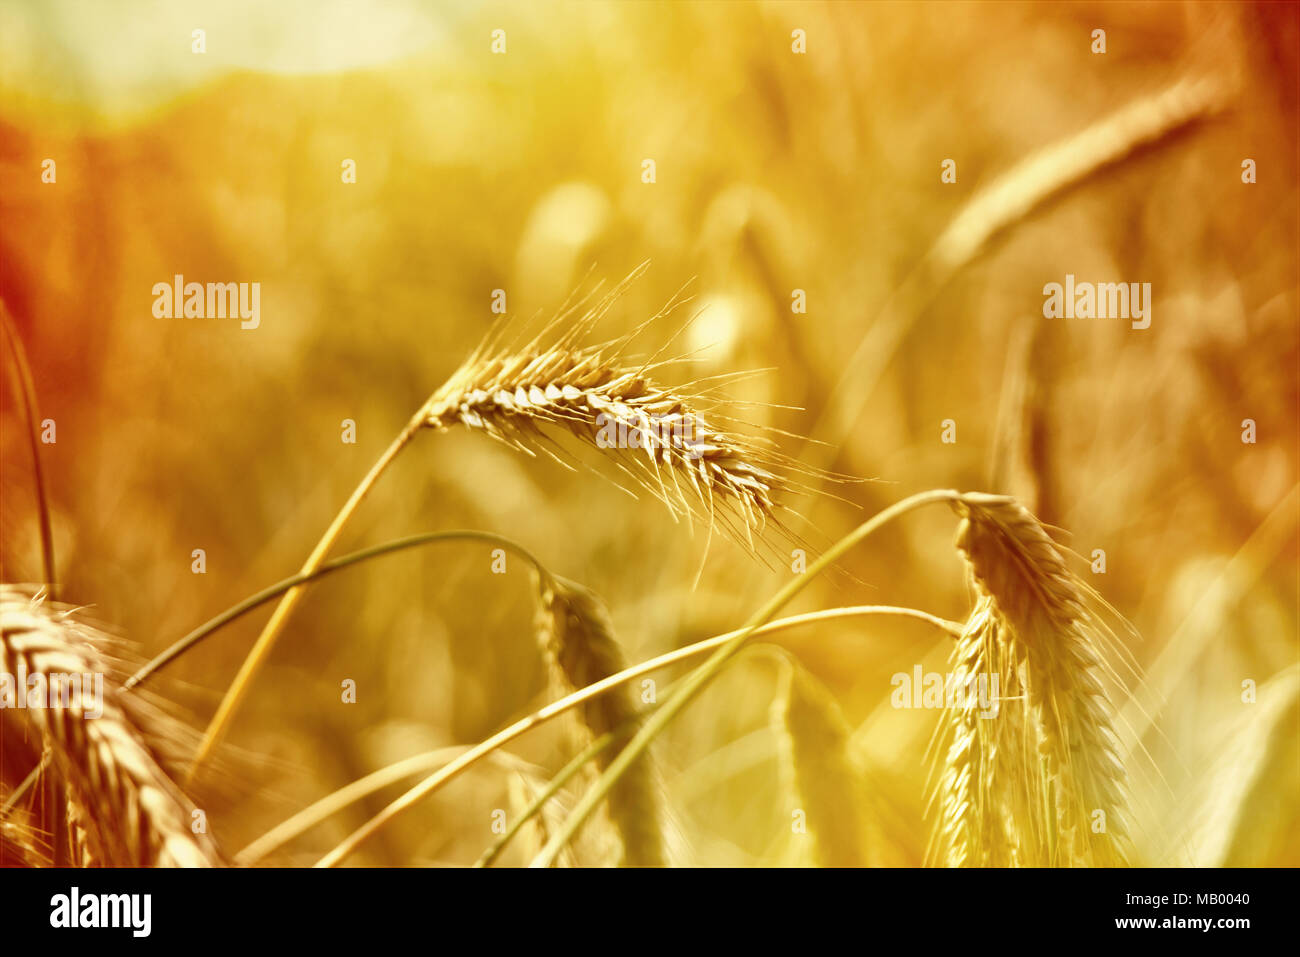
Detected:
[0,0,1297,871]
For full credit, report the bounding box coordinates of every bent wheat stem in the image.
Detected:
[126,530,551,690]
[0,757,47,815]
[191,271,821,778]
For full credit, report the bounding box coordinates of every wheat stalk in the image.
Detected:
[0,302,56,597]
[236,744,548,865]
[533,575,667,866]
[0,586,222,867]
[941,494,1130,866]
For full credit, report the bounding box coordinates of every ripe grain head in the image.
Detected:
[936,494,1131,866]
[0,586,223,867]
[533,574,667,866]
[421,276,832,556]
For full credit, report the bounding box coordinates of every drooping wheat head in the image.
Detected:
[933,494,1130,867]
[422,275,826,554]
[532,574,667,866]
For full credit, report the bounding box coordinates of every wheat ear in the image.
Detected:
[944,494,1130,866]
[422,319,807,551]
[1,586,223,866]
[811,74,1232,456]
[534,575,667,866]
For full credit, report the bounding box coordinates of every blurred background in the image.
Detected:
[1,0,1296,865]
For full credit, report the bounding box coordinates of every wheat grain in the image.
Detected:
[0,586,223,867]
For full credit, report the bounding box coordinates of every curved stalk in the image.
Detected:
[124,530,549,691]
